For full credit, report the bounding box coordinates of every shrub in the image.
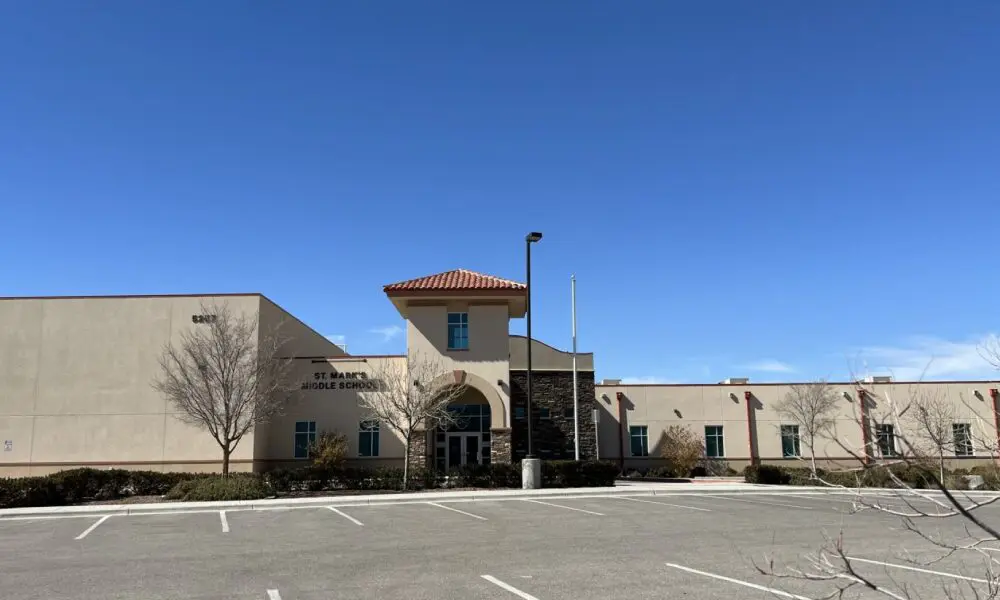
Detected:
[309,431,349,475]
[542,460,619,487]
[165,479,202,501]
[169,476,272,502]
[744,464,790,485]
[660,425,705,477]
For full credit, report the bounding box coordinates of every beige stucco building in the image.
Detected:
[1,269,997,477]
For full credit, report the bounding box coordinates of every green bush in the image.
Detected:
[541,460,619,487]
[168,476,273,502]
[0,468,208,509]
[744,464,790,485]
[164,479,202,500]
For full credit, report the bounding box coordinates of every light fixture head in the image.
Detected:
[526,232,543,243]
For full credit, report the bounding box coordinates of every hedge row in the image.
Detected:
[0,460,622,508]
[0,468,208,509]
[265,460,619,493]
[744,464,1000,490]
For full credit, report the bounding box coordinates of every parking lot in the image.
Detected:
[3,488,999,599]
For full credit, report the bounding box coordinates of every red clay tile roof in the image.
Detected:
[383,269,526,293]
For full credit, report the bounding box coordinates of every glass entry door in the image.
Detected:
[446,433,480,470]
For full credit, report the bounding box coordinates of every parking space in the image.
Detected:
[2,490,998,599]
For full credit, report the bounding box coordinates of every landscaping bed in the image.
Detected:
[744,463,1000,490]
[0,460,621,509]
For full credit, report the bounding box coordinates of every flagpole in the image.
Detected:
[572,274,580,461]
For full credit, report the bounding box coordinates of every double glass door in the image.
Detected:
[446,433,480,470]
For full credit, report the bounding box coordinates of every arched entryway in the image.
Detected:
[433,386,492,472]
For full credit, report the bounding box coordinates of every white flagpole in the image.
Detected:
[572,274,580,461]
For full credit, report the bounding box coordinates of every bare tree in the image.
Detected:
[908,390,957,484]
[358,352,468,489]
[152,302,297,475]
[774,381,841,476]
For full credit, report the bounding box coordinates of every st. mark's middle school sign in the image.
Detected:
[301,369,380,391]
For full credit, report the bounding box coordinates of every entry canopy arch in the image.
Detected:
[427,369,506,429]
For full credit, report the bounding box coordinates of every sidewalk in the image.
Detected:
[0,481,768,518]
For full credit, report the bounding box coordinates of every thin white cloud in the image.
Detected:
[853,335,999,381]
[369,325,404,343]
[620,376,676,384]
[324,334,346,347]
[738,359,796,374]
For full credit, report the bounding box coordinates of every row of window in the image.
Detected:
[293,420,380,459]
[512,406,575,420]
[627,423,978,458]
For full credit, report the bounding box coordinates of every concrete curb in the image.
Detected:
[0,485,674,518]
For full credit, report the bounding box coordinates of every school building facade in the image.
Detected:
[1,269,997,477]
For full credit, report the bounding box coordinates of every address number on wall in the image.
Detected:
[191,315,218,324]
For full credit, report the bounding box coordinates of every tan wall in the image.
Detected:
[258,356,408,465]
[597,381,1000,470]
[0,295,265,476]
[406,303,511,428]
[509,335,594,371]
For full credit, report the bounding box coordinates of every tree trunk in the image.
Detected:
[939,448,945,485]
[810,448,817,478]
[222,445,231,477]
[402,436,410,491]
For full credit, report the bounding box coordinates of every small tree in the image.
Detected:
[660,425,704,477]
[359,353,468,489]
[774,381,841,476]
[152,302,297,476]
[907,390,957,483]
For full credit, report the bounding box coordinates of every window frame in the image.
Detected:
[953,422,974,457]
[359,420,381,457]
[780,424,801,458]
[875,423,898,457]
[538,407,551,420]
[705,425,725,458]
[293,421,317,459]
[629,425,649,457]
[446,312,469,350]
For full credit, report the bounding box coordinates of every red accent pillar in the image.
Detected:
[744,391,758,466]
[989,389,1000,456]
[616,392,626,471]
[858,389,871,465]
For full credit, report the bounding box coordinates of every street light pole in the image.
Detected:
[524,232,542,458]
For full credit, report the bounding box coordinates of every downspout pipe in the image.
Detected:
[858,389,872,465]
[989,388,1000,455]
[616,392,626,471]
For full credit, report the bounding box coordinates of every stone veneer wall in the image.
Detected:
[509,370,597,461]
[490,428,512,463]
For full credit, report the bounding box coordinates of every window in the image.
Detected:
[539,407,551,420]
[514,407,526,420]
[705,425,725,458]
[563,407,574,419]
[780,425,801,458]
[954,423,973,457]
[875,424,898,457]
[294,421,316,459]
[359,420,380,457]
[447,312,469,350]
[629,426,649,457]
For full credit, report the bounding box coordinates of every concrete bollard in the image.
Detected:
[522,458,541,489]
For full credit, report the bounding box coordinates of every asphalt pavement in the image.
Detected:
[2,488,998,599]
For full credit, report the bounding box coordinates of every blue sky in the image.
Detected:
[2,2,999,383]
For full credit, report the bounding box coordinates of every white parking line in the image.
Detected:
[427,502,488,520]
[74,515,110,540]
[691,495,814,510]
[266,590,282,600]
[327,506,364,526]
[616,496,712,512]
[846,556,988,583]
[522,499,604,516]
[220,511,229,533]
[481,575,541,599]
[664,563,811,599]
